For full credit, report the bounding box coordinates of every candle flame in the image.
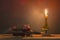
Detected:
[45,9,48,16]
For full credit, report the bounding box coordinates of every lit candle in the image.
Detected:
[45,8,48,19]
[41,8,49,36]
[44,8,48,26]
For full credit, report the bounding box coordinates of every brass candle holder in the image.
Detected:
[41,8,50,36]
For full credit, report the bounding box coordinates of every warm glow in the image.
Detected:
[45,8,48,17]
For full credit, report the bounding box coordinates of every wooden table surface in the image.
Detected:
[23,34,60,39]
[0,34,60,39]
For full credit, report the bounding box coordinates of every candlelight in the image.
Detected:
[45,9,48,16]
[45,8,48,18]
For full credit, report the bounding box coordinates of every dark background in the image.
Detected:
[0,0,60,33]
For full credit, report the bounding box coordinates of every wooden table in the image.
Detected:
[23,34,60,40]
[0,34,60,40]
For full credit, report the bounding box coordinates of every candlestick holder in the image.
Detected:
[41,9,50,36]
[41,24,49,36]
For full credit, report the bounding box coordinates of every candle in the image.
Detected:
[41,8,50,36]
[44,8,48,27]
[45,8,48,19]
